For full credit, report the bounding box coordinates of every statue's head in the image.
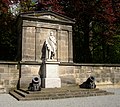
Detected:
[50,31,54,36]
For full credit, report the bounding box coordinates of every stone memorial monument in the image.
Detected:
[18,11,75,89]
[1,10,119,93]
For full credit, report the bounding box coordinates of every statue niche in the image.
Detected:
[41,31,57,61]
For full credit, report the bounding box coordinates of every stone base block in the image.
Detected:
[42,78,61,88]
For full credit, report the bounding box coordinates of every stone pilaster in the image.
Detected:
[68,31,73,63]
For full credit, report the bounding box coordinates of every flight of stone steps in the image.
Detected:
[0,88,5,94]
[0,85,5,94]
[9,86,114,101]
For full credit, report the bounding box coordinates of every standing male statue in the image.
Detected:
[45,31,57,60]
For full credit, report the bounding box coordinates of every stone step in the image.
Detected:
[10,91,113,101]
[9,86,114,101]
[20,86,102,94]
[10,91,25,101]
[0,88,5,94]
[18,88,107,97]
[14,89,106,98]
[14,89,27,97]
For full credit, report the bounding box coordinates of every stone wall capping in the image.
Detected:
[60,62,74,66]
[20,61,42,65]
[74,63,120,67]
[0,61,18,65]
[44,61,60,65]
[60,62,120,67]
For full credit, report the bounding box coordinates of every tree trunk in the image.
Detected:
[83,17,92,63]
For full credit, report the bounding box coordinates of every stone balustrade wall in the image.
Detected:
[59,63,120,86]
[0,62,19,93]
[0,62,120,93]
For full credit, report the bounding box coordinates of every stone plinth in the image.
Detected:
[41,61,61,88]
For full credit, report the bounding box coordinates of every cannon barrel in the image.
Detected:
[28,76,41,91]
[86,76,95,83]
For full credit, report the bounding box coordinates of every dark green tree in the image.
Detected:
[60,0,120,63]
[1,0,120,63]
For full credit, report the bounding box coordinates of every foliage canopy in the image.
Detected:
[0,0,120,63]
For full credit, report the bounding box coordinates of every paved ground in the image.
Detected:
[0,87,120,107]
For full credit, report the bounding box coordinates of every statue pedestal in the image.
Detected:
[41,61,61,88]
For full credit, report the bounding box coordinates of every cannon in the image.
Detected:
[79,76,96,89]
[28,76,41,91]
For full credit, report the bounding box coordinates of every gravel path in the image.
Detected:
[0,88,120,107]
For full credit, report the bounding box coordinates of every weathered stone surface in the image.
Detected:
[0,62,19,93]
[60,75,76,85]
[21,11,74,63]
[0,62,120,93]
[0,68,4,73]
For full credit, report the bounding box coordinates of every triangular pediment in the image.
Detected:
[21,11,75,24]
